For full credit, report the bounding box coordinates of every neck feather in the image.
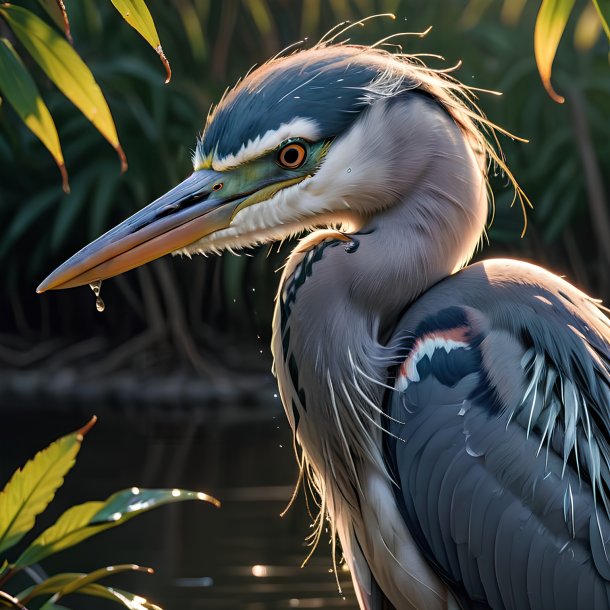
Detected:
[271,92,487,601]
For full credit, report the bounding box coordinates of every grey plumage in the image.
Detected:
[39,40,610,610]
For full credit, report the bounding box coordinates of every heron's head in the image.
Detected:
[38,43,498,292]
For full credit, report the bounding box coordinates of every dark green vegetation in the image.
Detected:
[0,0,609,382]
[0,418,218,609]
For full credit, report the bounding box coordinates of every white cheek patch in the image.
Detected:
[209,117,321,171]
[396,330,470,392]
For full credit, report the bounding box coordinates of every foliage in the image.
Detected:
[534,0,610,102]
[0,0,608,375]
[0,418,219,609]
[0,0,168,191]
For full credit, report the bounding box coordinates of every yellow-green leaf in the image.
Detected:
[109,0,171,83]
[534,0,576,103]
[592,0,610,40]
[19,565,152,603]
[0,5,127,170]
[0,38,68,192]
[14,488,219,568]
[61,583,161,610]
[574,2,603,51]
[37,0,72,43]
[0,418,96,555]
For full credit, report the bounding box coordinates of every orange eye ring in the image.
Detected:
[277,142,307,169]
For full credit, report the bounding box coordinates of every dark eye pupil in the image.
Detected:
[283,147,299,165]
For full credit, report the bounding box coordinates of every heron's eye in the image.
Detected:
[277,142,307,169]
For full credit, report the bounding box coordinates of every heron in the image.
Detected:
[37,37,610,610]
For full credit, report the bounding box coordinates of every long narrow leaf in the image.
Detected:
[0,5,127,170]
[14,488,219,568]
[592,0,610,40]
[0,38,68,192]
[109,0,171,82]
[534,0,576,103]
[37,1,72,43]
[19,565,152,603]
[59,583,161,610]
[0,418,96,555]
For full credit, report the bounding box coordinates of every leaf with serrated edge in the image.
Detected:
[534,0,576,103]
[0,38,68,192]
[0,418,96,555]
[0,5,127,170]
[14,488,219,568]
[109,0,171,82]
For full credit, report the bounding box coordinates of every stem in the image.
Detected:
[0,567,16,590]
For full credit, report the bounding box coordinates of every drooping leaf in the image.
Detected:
[0,418,96,555]
[14,488,219,568]
[19,565,152,604]
[534,0,576,103]
[61,583,161,610]
[0,4,127,170]
[108,0,171,83]
[37,1,72,43]
[0,38,68,192]
[592,0,610,40]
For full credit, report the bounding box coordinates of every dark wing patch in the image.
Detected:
[386,307,610,610]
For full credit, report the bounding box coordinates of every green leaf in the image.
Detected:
[0,38,68,192]
[534,0,576,103]
[0,4,127,170]
[19,565,152,603]
[592,0,610,40]
[63,583,161,610]
[0,418,97,555]
[14,488,219,568]
[109,0,171,83]
[39,602,71,610]
[37,1,72,43]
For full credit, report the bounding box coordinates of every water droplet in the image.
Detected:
[90,280,105,312]
[89,280,101,296]
[131,487,140,495]
[346,167,352,173]
[172,489,181,497]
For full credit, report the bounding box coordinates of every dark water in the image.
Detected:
[0,401,357,609]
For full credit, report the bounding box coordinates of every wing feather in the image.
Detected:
[385,294,610,609]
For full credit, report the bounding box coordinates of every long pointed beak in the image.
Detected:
[37,169,238,292]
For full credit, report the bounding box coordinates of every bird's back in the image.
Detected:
[384,258,610,609]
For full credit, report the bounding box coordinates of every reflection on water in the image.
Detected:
[1,400,357,609]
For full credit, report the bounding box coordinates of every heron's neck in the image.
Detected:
[271,94,487,609]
